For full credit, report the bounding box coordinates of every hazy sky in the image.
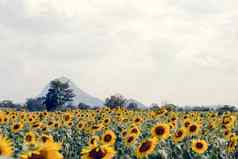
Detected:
[0,0,238,105]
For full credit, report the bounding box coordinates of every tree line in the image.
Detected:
[0,79,237,112]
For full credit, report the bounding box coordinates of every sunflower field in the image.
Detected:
[0,107,237,159]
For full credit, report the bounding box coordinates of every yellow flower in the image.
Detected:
[101,130,116,146]
[191,139,208,154]
[151,123,170,140]
[125,134,137,147]
[11,122,24,133]
[89,136,100,147]
[0,134,13,157]
[173,127,187,143]
[81,145,116,159]
[136,137,157,158]
[40,134,54,143]
[187,123,200,136]
[129,126,140,137]
[24,131,36,144]
[20,141,63,159]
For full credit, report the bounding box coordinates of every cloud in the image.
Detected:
[0,0,238,105]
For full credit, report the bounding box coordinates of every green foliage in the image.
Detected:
[105,94,127,109]
[44,79,75,111]
[26,97,46,111]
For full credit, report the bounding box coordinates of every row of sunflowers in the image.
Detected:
[0,107,237,159]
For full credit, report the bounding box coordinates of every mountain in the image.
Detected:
[38,77,104,107]
[124,98,145,108]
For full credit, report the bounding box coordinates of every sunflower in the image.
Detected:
[89,136,100,146]
[136,137,157,158]
[129,126,140,137]
[173,127,187,143]
[0,135,13,157]
[121,130,128,138]
[77,121,85,130]
[81,145,116,159]
[183,119,192,128]
[227,137,238,153]
[125,135,137,146]
[101,130,116,145]
[24,131,36,144]
[187,123,200,136]
[40,125,48,133]
[31,121,42,129]
[63,113,72,123]
[91,124,104,132]
[20,141,63,159]
[151,123,170,140]
[11,122,24,133]
[47,121,54,127]
[40,134,54,143]
[191,139,208,154]
[133,117,143,125]
[103,118,111,125]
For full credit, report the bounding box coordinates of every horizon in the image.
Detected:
[1,0,238,106]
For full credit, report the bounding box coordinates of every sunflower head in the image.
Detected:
[136,137,157,158]
[89,136,100,146]
[101,130,116,145]
[151,123,170,140]
[187,123,200,136]
[81,145,116,159]
[11,123,24,133]
[24,131,36,144]
[191,139,208,154]
[0,134,13,157]
[173,127,187,143]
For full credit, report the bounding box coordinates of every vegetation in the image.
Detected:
[0,107,237,158]
[105,94,127,109]
[44,79,75,111]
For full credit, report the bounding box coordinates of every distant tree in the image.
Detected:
[216,105,237,113]
[26,97,46,111]
[44,79,75,111]
[127,102,138,110]
[105,94,127,109]
[150,103,160,110]
[162,104,177,112]
[0,100,21,109]
[78,103,90,109]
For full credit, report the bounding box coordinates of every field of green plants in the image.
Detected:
[0,107,237,159]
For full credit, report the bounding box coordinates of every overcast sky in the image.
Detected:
[0,0,238,105]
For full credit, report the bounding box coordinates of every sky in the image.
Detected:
[0,0,238,106]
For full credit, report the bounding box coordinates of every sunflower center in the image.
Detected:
[91,139,96,144]
[185,122,190,127]
[175,131,183,137]
[104,134,112,142]
[135,118,140,122]
[155,126,165,135]
[189,125,197,132]
[131,128,138,134]
[13,124,20,129]
[89,148,106,159]
[196,142,203,149]
[26,135,32,142]
[64,115,70,121]
[139,141,152,152]
[28,153,45,159]
[42,136,49,143]
[78,123,83,128]
[122,132,127,137]
[127,136,134,143]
